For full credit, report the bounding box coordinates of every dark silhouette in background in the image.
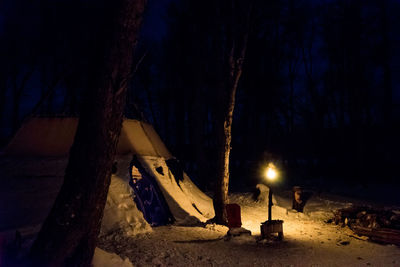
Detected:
[1,0,400,197]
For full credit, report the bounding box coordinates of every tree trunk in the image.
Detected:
[213,76,240,225]
[28,1,146,266]
[213,1,250,224]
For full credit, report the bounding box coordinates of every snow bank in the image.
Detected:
[92,247,133,267]
[101,156,152,235]
[0,153,217,235]
[255,184,277,204]
[0,155,152,236]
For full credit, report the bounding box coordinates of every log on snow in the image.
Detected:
[352,226,400,245]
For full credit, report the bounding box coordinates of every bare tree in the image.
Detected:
[28,0,146,266]
[213,0,251,225]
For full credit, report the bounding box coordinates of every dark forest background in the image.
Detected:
[1,0,400,193]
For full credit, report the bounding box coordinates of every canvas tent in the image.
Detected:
[4,117,214,227]
[5,117,171,158]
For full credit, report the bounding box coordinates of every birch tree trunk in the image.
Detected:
[213,55,245,224]
[29,1,146,266]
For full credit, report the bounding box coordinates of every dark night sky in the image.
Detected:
[1,0,400,198]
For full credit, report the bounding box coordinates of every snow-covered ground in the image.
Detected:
[96,192,400,266]
[1,157,400,266]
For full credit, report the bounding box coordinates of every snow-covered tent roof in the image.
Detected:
[5,117,171,158]
[4,117,214,227]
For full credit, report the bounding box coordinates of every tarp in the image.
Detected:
[129,157,174,226]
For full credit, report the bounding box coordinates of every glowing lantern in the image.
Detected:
[265,163,277,181]
[260,162,284,240]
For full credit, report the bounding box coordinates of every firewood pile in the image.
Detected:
[328,206,400,245]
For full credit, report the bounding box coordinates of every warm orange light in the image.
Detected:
[265,163,278,181]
